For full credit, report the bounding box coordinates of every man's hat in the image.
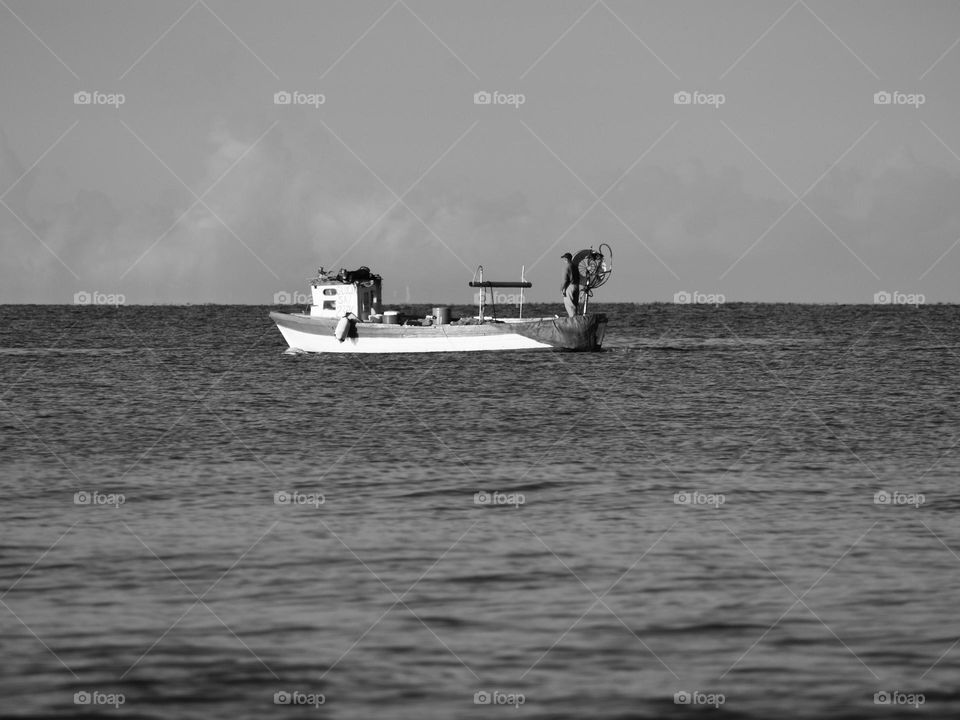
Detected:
[561,252,573,260]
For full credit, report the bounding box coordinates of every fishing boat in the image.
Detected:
[269,246,612,354]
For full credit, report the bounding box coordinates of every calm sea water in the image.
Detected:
[1,303,959,719]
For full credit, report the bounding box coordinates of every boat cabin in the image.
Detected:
[309,267,382,319]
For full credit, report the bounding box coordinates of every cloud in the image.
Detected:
[602,150,960,299]
[3,120,960,303]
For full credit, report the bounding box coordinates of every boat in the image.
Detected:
[269,246,612,354]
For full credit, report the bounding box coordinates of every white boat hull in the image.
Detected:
[270,312,606,354]
[276,324,552,353]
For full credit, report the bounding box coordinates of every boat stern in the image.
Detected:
[509,313,608,351]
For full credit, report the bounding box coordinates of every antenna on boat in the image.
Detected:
[519,265,524,319]
[473,265,484,318]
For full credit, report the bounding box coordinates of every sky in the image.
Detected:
[1,0,960,304]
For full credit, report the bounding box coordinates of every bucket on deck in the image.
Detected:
[433,307,450,325]
[383,311,399,325]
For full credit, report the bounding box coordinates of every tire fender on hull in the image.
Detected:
[334,315,351,342]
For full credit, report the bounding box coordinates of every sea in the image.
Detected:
[1,302,958,719]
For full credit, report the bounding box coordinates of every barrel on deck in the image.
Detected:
[433,307,450,325]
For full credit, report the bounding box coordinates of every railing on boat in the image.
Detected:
[469,265,532,319]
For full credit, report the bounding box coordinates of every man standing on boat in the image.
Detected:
[561,252,580,317]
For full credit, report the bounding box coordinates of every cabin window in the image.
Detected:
[323,288,337,296]
[322,301,336,310]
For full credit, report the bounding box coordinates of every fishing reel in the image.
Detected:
[572,244,612,311]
